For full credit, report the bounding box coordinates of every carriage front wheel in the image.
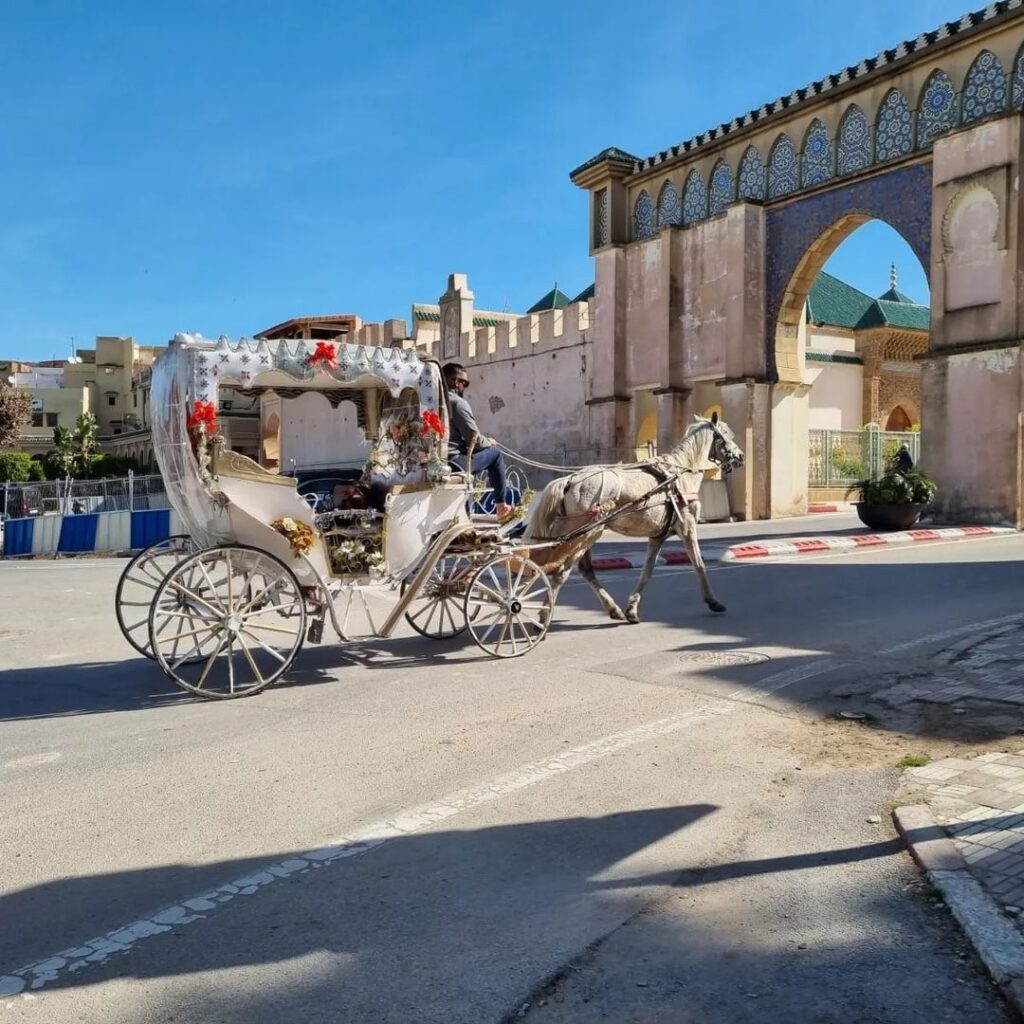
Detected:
[148,545,306,699]
[463,554,553,658]
[115,534,196,657]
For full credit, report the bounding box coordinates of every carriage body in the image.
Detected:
[115,333,555,699]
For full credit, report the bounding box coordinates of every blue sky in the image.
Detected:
[0,0,965,361]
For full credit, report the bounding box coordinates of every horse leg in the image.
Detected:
[624,535,667,624]
[577,549,627,621]
[676,505,726,613]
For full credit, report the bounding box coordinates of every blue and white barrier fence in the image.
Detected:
[2,509,185,558]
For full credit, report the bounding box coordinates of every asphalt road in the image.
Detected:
[1,532,1022,1022]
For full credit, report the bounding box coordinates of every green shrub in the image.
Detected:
[848,468,938,505]
[0,451,42,482]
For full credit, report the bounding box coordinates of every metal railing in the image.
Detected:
[809,427,921,488]
[1,472,170,520]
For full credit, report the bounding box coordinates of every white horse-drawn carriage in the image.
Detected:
[114,334,585,699]
[115,333,744,700]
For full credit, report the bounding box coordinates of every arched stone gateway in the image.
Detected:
[571,4,1024,525]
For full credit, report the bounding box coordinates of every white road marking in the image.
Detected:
[1,752,62,770]
[0,611,1012,1000]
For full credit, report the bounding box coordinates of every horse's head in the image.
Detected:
[699,412,745,474]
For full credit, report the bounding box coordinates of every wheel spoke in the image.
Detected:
[195,638,229,689]
[241,620,301,637]
[167,580,222,618]
[236,632,266,688]
[239,628,288,664]
[197,559,227,614]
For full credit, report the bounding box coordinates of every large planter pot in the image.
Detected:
[855,502,927,532]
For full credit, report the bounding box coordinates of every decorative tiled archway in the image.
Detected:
[765,161,932,380]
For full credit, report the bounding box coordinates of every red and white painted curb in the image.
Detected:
[721,525,1016,561]
[587,525,1016,571]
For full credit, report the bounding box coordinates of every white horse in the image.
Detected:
[523,414,744,623]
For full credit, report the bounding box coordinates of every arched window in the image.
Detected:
[1013,43,1024,107]
[917,69,958,147]
[876,89,914,162]
[837,105,871,175]
[801,119,833,187]
[767,135,798,199]
[708,159,734,216]
[656,180,679,227]
[962,50,1008,122]
[736,146,766,201]
[632,190,655,240]
[681,169,707,225]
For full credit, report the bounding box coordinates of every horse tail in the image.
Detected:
[523,477,572,539]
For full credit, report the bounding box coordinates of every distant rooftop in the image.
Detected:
[807,269,929,332]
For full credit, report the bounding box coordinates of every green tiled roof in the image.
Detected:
[806,349,864,365]
[858,298,930,331]
[527,288,572,314]
[807,272,876,329]
[572,283,595,303]
[877,286,916,304]
[807,271,929,332]
[569,146,641,180]
[414,309,515,327]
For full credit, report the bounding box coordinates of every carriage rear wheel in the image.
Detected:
[148,545,306,699]
[115,534,197,657]
[463,554,553,658]
[401,554,476,640]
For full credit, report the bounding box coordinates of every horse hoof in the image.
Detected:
[708,601,727,614]
[609,608,626,622]
[626,612,640,625]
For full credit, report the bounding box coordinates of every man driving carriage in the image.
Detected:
[443,362,519,524]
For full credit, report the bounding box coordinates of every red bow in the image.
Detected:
[308,341,338,370]
[419,409,447,438]
[187,399,218,435]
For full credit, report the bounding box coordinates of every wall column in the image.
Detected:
[719,379,772,520]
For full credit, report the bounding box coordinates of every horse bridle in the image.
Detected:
[704,420,743,475]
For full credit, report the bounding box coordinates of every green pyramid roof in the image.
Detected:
[572,283,595,303]
[877,286,916,304]
[807,271,929,332]
[527,287,572,314]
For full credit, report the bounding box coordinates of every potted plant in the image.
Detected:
[847,468,938,531]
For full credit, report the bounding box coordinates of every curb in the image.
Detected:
[807,503,840,513]
[587,525,1015,572]
[894,805,1024,1018]
[721,525,1015,561]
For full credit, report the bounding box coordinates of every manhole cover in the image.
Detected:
[679,651,770,667]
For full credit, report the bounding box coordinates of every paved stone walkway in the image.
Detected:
[908,750,1024,922]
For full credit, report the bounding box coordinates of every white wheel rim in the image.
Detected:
[403,555,474,639]
[116,536,195,657]
[150,547,305,698]
[464,556,551,658]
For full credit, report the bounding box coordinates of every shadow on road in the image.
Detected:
[1,809,1007,1023]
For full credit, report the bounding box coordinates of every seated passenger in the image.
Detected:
[443,362,518,523]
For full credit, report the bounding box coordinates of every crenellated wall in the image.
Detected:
[453,302,596,460]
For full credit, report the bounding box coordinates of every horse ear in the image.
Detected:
[711,411,719,425]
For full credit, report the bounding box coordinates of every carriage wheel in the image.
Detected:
[401,554,476,640]
[149,545,306,699]
[463,555,553,659]
[115,534,197,657]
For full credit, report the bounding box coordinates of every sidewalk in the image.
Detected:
[589,512,1016,569]
[892,621,1024,1015]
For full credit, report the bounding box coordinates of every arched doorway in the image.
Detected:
[885,406,912,432]
[767,199,930,514]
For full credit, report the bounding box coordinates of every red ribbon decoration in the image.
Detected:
[419,409,447,438]
[307,341,338,370]
[187,399,218,436]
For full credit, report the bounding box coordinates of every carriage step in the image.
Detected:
[307,620,324,644]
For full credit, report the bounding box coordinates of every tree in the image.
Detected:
[47,426,76,478]
[73,412,98,471]
[0,380,31,451]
